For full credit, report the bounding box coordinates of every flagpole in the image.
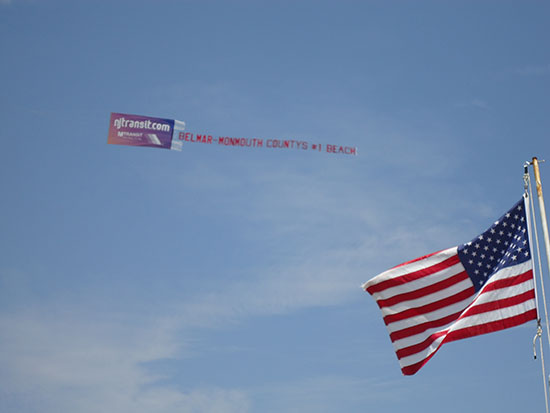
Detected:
[532,158,550,283]
[526,159,550,413]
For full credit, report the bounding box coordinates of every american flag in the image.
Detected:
[363,196,537,375]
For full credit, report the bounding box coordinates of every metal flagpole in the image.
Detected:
[530,157,550,411]
[532,157,550,286]
[526,161,550,413]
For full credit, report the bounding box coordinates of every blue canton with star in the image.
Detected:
[457,198,531,292]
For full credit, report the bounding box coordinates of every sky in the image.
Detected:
[1,0,550,412]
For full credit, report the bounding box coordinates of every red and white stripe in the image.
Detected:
[363,247,536,375]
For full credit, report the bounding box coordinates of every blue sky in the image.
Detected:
[1,0,550,412]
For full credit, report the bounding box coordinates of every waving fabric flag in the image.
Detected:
[363,196,537,375]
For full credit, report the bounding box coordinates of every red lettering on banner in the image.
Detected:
[326,145,357,155]
[177,132,217,144]
[195,134,213,144]
[264,139,309,150]
[216,137,265,147]
[181,132,355,154]
[179,132,193,141]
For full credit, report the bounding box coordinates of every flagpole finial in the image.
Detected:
[533,157,545,198]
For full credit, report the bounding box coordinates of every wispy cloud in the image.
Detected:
[455,98,491,110]
[470,99,490,110]
[0,176,441,412]
[0,230,375,412]
[0,311,251,413]
[175,250,363,328]
[514,64,550,76]
[251,375,416,412]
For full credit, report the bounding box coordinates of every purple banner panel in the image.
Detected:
[108,113,177,150]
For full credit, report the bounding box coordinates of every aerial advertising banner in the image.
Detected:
[108,113,184,151]
[108,112,357,156]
